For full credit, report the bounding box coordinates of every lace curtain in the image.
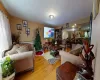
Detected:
[0,11,12,58]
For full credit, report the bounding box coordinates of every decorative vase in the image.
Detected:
[3,72,15,80]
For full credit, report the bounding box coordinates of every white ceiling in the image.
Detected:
[1,0,93,26]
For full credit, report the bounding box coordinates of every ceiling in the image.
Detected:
[1,0,93,26]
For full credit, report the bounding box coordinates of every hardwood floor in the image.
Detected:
[15,56,61,80]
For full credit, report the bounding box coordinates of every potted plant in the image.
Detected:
[1,57,15,80]
[11,33,20,44]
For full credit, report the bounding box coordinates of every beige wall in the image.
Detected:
[62,17,90,28]
[10,16,46,44]
[0,2,56,45]
[70,17,89,26]
[60,17,90,39]
[0,2,10,18]
[92,13,100,80]
[91,4,100,80]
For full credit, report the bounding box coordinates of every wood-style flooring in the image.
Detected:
[15,56,61,80]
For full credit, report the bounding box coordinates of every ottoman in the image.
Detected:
[56,62,79,80]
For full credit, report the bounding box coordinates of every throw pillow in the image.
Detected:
[70,48,82,56]
[73,44,83,50]
[19,44,33,51]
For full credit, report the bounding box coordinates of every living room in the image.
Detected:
[0,0,100,80]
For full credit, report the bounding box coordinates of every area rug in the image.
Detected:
[42,52,60,64]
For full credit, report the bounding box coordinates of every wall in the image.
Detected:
[0,1,56,45]
[0,2,11,80]
[91,7,100,80]
[62,17,90,28]
[0,2,10,18]
[92,0,100,19]
[91,2,100,80]
[10,16,57,45]
[61,17,90,39]
[69,17,90,27]
[10,16,46,44]
[0,2,56,45]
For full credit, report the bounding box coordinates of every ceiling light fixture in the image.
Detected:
[49,15,54,19]
[74,24,77,26]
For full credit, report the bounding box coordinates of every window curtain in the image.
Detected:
[0,11,12,58]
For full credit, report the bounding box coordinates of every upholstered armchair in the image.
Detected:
[59,50,84,66]
[10,51,34,73]
[59,44,84,66]
[2,43,35,73]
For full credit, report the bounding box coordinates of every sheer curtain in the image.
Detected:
[0,11,12,58]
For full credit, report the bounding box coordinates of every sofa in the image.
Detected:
[2,43,35,73]
[56,44,85,80]
[58,43,95,80]
[59,44,84,66]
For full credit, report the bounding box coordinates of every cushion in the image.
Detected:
[5,44,20,56]
[70,48,82,56]
[16,46,28,53]
[19,43,33,51]
[59,50,85,66]
[73,44,83,50]
[10,51,33,60]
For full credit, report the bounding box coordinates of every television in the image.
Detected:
[44,27,55,38]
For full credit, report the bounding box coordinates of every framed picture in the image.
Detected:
[23,20,28,27]
[17,24,22,30]
[66,23,69,28]
[25,28,30,36]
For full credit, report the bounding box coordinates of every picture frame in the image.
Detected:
[16,24,22,30]
[25,28,30,36]
[23,20,28,27]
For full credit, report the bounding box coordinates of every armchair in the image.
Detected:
[59,44,84,66]
[10,51,34,73]
[3,43,35,73]
[59,50,84,66]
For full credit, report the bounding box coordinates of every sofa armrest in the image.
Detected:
[9,51,34,61]
[59,50,84,66]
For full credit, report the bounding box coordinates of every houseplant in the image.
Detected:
[1,57,15,80]
[11,33,20,44]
